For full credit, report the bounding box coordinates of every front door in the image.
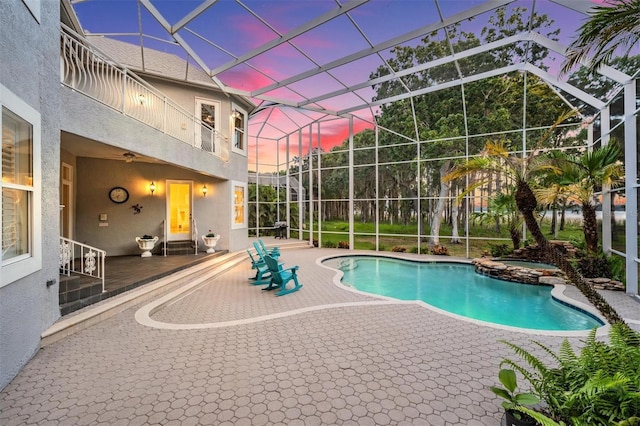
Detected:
[166,180,192,241]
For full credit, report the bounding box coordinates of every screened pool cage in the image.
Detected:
[71,0,640,292]
[248,76,639,293]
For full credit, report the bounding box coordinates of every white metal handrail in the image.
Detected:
[60,25,229,161]
[59,237,107,293]
[161,219,167,257]
[192,218,198,255]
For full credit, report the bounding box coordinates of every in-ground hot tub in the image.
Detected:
[473,257,566,285]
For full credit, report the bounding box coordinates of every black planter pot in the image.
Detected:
[504,409,537,426]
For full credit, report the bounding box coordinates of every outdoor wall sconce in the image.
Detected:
[149,181,156,195]
[202,184,208,197]
[137,93,145,105]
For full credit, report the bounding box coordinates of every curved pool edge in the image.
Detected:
[317,252,610,337]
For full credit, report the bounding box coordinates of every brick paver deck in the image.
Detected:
[1,245,638,425]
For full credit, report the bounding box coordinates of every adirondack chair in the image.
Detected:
[246,249,271,285]
[263,254,302,296]
[258,239,280,258]
[247,249,263,269]
[254,241,280,261]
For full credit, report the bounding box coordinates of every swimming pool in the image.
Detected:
[323,256,603,331]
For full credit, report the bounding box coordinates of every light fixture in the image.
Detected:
[123,152,135,163]
[202,184,208,197]
[149,181,156,195]
[137,93,145,105]
[232,110,241,119]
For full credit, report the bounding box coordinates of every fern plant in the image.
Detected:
[499,324,640,425]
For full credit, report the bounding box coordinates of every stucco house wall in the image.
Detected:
[75,158,230,256]
[0,1,61,390]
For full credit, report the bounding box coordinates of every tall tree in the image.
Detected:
[444,111,579,249]
[546,142,625,254]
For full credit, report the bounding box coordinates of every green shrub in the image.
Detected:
[323,240,337,248]
[608,254,626,284]
[500,324,640,425]
[391,246,407,252]
[488,243,513,257]
[577,255,612,278]
[409,246,419,254]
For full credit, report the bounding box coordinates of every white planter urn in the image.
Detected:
[135,236,159,257]
[202,234,221,253]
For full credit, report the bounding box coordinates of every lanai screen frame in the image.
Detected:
[249,71,639,295]
[69,0,640,293]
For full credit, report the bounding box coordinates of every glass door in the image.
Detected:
[166,180,192,241]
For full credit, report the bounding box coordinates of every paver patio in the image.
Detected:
[2,246,638,425]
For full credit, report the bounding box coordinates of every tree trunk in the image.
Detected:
[430,161,451,246]
[560,201,566,231]
[509,226,522,250]
[582,202,599,254]
[515,179,548,249]
[451,196,461,244]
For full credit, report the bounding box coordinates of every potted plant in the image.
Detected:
[135,234,159,257]
[202,230,220,253]
[491,369,541,426]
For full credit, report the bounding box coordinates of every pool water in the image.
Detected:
[325,256,603,331]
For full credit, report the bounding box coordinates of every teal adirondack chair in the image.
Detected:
[263,254,302,296]
[253,241,280,261]
[246,249,271,285]
[258,239,280,258]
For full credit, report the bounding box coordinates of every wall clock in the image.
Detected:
[108,186,129,204]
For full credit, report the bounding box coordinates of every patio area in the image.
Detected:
[2,243,640,425]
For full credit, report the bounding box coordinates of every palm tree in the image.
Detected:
[561,0,640,75]
[445,111,577,250]
[474,188,523,250]
[546,143,625,254]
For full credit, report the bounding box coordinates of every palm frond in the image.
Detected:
[561,0,640,75]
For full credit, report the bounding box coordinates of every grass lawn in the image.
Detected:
[294,219,586,258]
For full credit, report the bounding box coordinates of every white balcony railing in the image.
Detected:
[59,237,107,293]
[60,25,229,161]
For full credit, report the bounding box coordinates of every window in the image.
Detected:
[232,181,247,229]
[231,104,247,155]
[196,98,220,153]
[1,84,41,287]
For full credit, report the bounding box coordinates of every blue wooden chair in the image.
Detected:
[263,254,302,296]
[258,239,280,258]
[254,240,280,261]
[246,249,271,285]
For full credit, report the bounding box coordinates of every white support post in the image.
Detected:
[285,135,291,239]
[600,107,611,254]
[308,126,314,247]
[298,130,303,242]
[624,81,638,294]
[276,138,280,223]
[348,116,354,251]
[375,125,379,251]
[317,123,322,248]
